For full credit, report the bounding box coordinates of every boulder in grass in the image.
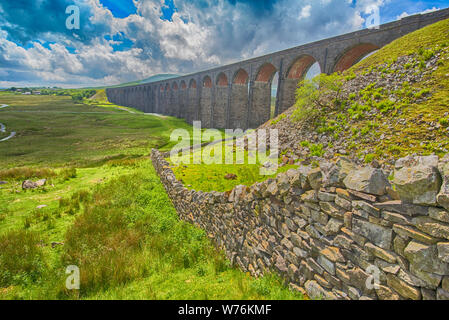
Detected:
[35,179,47,187]
[22,180,37,189]
[224,173,237,180]
[22,179,47,190]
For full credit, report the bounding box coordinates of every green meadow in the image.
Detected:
[0,93,303,300]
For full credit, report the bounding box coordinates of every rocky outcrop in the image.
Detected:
[151,150,449,300]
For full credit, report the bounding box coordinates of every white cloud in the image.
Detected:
[397,7,439,20]
[299,5,312,20]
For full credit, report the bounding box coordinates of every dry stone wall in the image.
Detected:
[151,149,449,300]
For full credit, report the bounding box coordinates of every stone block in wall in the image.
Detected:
[314,274,332,289]
[373,200,429,216]
[333,234,354,250]
[382,211,412,225]
[443,276,449,291]
[335,195,352,211]
[437,161,449,210]
[421,288,437,300]
[305,224,321,239]
[429,207,449,223]
[368,215,392,228]
[364,242,397,264]
[320,201,345,219]
[404,240,449,275]
[304,280,328,299]
[436,288,449,300]
[409,265,442,289]
[393,224,438,244]
[318,191,336,202]
[412,216,449,240]
[324,271,342,288]
[310,209,329,225]
[347,189,377,202]
[386,274,421,300]
[299,260,315,280]
[346,267,372,295]
[395,155,439,170]
[301,190,318,203]
[347,286,362,300]
[352,218,393,250]
[292,216,307,229]
[343,167,390,196]
[374,258,400,275]
[296,165,312,190]
[393,235,409,257]
[341,227,367,246]
[274,255,288,274]
[352,200,380,217]
[307,168,322,190]
[307,257,325,275]
[293,246,308,260]
[336,267,351,284]
[325,218,344,235]
[320,157,357,188]
[375,285,401,300]
[437,242,449,263]
[309,237,326,255]
[394,164,442,205]
[266,180,279,196]
[344,212,352,229]
[340,251,366,272]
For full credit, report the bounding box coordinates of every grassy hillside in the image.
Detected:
[269,17,449,165]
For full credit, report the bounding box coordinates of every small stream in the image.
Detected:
[0,104,16,142]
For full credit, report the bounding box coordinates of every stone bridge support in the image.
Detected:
[200,76,213,128]
[214,73,229,129]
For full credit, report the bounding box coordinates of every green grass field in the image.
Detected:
[0,93,303,300]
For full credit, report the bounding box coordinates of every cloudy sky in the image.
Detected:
[0,0,448,88]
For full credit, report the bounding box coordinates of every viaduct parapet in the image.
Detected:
[107,8,449,130]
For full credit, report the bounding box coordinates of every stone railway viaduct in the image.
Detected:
[107,8,449,130]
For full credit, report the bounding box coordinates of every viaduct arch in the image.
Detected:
[106,8,449,130]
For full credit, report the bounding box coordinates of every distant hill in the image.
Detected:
[85,74,181,90]
[140,74,180,84]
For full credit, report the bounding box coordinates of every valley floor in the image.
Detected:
[0,94,303,300]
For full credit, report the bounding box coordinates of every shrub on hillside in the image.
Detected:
[291,73,343,123]
[0,167,56,181]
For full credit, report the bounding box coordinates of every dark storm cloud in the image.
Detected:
[0,0,111,44]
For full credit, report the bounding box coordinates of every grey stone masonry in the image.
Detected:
[151,150,449,300]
